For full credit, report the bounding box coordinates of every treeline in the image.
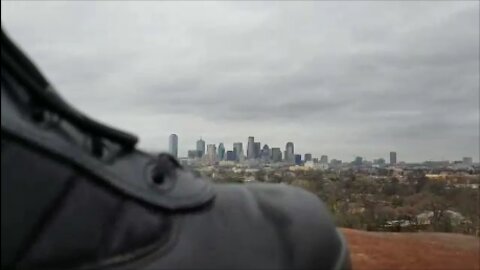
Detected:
[202,168,479,235]
[287,170,478,235]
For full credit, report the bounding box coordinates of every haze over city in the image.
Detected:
[1,1,478,162]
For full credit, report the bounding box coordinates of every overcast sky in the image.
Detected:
[2,1,479,162]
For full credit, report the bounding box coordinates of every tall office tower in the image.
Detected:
[217,143,225,161]
[271,148,282,162]
[226,151,236,161]
[247,136,255,159]
[196,138,206,157]
[463,157,473,165]
[285,142,294,163]
[261,144,270,161]
[168,134,178,158]
[320,155,328,164]
[389,151,397,165]
[295,154,302,165]
[233,142,244,161]
[207,144,217,163]
[304,153,312,162]
[254,142,261,159]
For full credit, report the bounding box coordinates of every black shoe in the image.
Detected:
[1,28,351,270]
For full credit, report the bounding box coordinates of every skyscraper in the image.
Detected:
[271,148,282,162]
[207,144,217,163]
[233,142,244,161]
[389,151,397,165]
[285,142,294,163]
[295,154,302,165]
[320,155,328,164]
[196,138,205,157]
[304,153,312,162]
[247,136,255,159]
[254,142,261,159]
[226,151,236,161]
[217,143,225,161]
[261,144,270,161]
[168,134,178,158]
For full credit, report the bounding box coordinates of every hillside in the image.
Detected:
[341,228,480,270]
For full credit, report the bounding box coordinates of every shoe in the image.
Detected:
[1,28,351,270]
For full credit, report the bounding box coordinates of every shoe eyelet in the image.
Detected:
[152,172,165,184]
[145,156,177,193]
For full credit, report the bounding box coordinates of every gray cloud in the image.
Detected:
[1,1,478,162]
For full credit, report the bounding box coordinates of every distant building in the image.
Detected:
[289,165,311,171]
[320,155,328,164]
[196,138,206,157]
[261,144,270,161]
[416,210,466,226]
[271,148,282,162]
[295,154,302,165]
[217,143,225,161]
[168,134,178,158]
[305,161,329,170]
[390,151,397,165]
[207,144,217,163]
[247,136,255,159]
[187,150,197,159]
[254,142,261,159]
[233,142,244,161]
[374,158,386,165]
[285,142,295,163]
[219,160,236,166]
[226,150,236,161]
[313,158,319,163]
[463,157,473,165]
[304,153,312,162]
[354,156,363,166]
[423,160,450,167]
[330,159,342,167]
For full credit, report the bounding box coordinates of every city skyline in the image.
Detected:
[166,134,475,163]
